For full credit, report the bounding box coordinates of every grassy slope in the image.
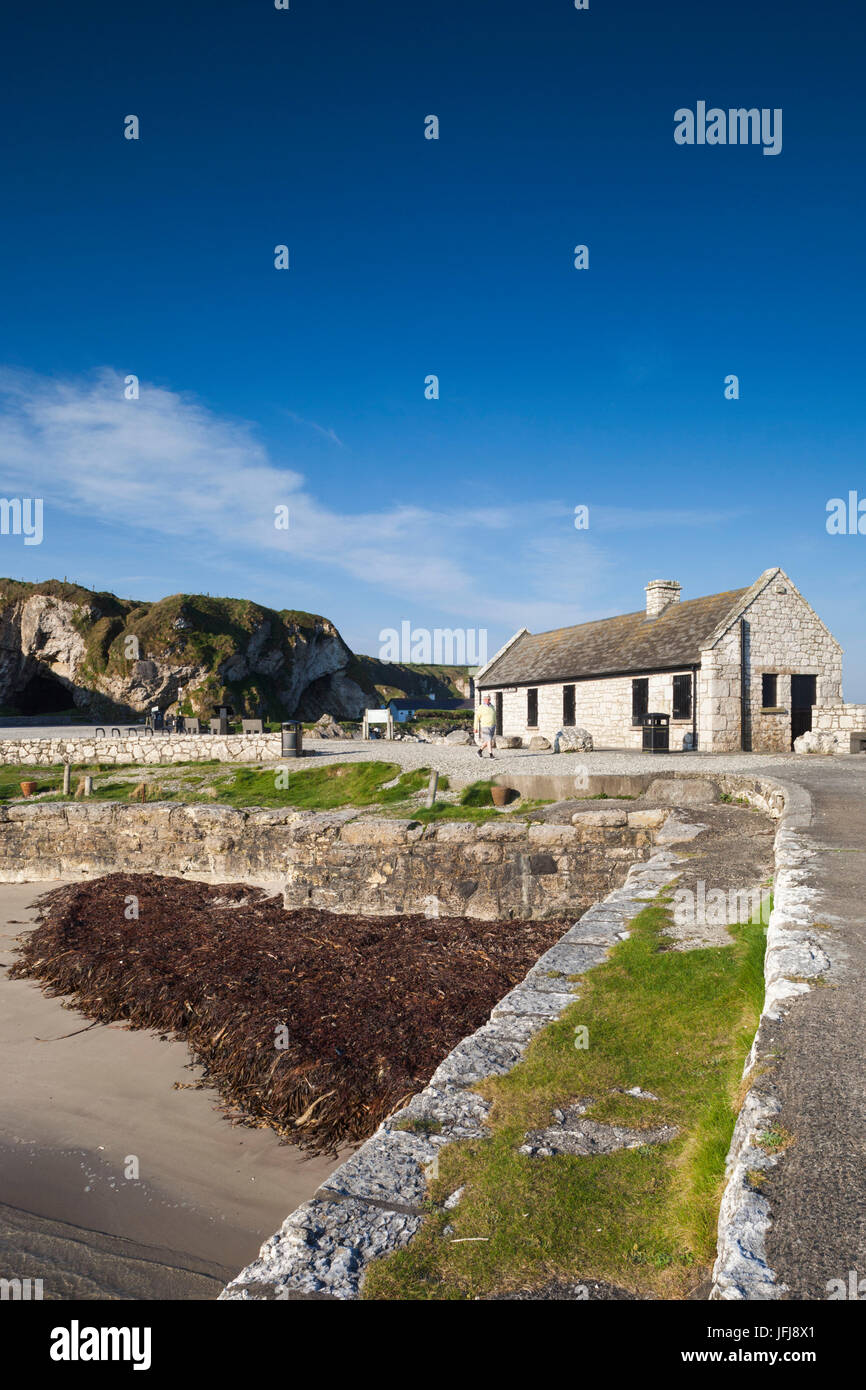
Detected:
[0,578,344,719]
[363,897,767,1301]
[0,760,450,811]
[0,764,554,828]
[347,654,471,705]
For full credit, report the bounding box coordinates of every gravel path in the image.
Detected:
[300,741,813,787]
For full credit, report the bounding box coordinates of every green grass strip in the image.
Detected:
[363,897,767,1301]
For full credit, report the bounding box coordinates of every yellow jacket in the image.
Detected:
[475,703,496,732]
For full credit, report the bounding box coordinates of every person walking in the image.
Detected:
[474,695,497,757]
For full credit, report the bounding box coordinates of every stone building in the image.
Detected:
[475,568,846,753]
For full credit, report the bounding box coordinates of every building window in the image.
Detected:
[527,688,538,728]
[562,684,575,727]
[631,678,648,726]
[672,673,692,721]
[762,673,778,708]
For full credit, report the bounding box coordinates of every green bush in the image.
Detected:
[411,708,473,722]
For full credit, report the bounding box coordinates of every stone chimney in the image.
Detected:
[645,579,682,619]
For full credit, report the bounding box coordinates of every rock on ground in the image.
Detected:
[794,729,842,755]
[556,727,594,752]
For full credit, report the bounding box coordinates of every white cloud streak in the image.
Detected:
[0,369,733,636]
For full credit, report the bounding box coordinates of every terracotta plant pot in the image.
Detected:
[490,785,511,808]
[20,781,37,797]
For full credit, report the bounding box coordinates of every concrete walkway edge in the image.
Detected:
[710,778,822,1300]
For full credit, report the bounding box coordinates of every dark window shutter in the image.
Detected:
[631,678,649,726]
[762,673,778,707]
[673,673,692,720]
[563,685,576,726]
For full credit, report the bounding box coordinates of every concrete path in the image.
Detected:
[755,761,866,1298]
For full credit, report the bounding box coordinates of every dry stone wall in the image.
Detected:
[0,801,655,919]
[0,732,283,766]
[283,814,654,920]
[812,704,866,733]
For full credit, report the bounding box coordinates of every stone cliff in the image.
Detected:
[0,579,472,722]
[0,580,373,721]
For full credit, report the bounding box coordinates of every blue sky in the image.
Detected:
[1,0,864,694]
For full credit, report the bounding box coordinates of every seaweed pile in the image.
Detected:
[11,874,567,1155]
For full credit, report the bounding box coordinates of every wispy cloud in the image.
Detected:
[0,368,727,640]
[281,410,345,448]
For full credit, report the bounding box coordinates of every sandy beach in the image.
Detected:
[0,882,342,1300]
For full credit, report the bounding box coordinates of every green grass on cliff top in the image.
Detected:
[363,896,768,1302]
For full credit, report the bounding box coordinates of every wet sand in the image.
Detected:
[0,882,343,1300]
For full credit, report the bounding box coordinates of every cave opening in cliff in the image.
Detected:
[16,671,74,715]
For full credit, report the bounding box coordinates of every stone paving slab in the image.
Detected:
[491,984,579,1019]
[381,1085,493,1142]
[318,1130,443,1210]
[220,1197,423,1301]
[521,1111,678,1158]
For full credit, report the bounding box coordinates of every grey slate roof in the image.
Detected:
[478,587,750,688]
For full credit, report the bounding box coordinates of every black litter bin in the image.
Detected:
[642,712,670,752]
[281,720,304,758]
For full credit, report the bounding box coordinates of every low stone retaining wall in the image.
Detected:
[813,703,866,733]
[0,733,283,766]
[283,812,657,920]
[497,771,789,815]
[0,802,656,920]
[710,778,826,1300]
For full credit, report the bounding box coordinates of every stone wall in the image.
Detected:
[812,704,866,733]
[283,813,656,919]
[0,801,656,920]
[698,578,842,753]
[0,732,283,766]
